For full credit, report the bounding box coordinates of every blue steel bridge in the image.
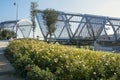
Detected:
[36,11,120,44]
[1,11,120,45]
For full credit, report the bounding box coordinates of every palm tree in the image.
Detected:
[30,2,38,38]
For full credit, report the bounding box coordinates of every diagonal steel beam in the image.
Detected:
[85,16,96,40]
[72,16,85,38]
[107,18,117,41]
[63,15,73,39]
[36,14,46,40]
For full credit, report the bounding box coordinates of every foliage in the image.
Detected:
[42,9,59,40]
[30,2,38,38]
[0,29,16,40]
[5,39,120,80]
[26,65,56,80]
[13,55,34,77]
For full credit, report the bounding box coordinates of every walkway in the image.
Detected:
[0,40,24,80]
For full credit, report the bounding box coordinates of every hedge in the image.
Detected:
[5,39,120,80]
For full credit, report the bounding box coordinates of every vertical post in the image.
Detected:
[76,40,80,48]
[88,45,90,50]
[94,40,97,51]
[14,1,18,38]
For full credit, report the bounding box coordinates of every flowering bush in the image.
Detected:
[26,65,56,80]
[5,39,120,80]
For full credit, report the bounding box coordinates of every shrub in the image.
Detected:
[0,29,16,40]
[26,65,56,80]
[5,39,120,80]
[13,55,33,77]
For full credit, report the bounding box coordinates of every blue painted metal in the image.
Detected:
[0,20,32,38]
[1,11,120,44]
[36,10,120,44]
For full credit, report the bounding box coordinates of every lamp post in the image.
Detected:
[13,1,18,38]
[14,2,18,21]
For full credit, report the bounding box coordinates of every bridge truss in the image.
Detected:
[0,19,32,38]
[36,11,120,44]
[1,11,120,45]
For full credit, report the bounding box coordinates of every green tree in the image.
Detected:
[30,2,38,38]
[42,9,59,41]
[0,29,16,40]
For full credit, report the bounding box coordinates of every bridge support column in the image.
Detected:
[76,40,80,48]
[94,41,97,51]
[88,45,91,50]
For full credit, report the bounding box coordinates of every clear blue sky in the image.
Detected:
[1,0,120,22]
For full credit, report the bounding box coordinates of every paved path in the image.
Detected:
[0,40,9,54]
[0,40,24,80]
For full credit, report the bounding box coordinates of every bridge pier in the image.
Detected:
[94,41,97,51]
